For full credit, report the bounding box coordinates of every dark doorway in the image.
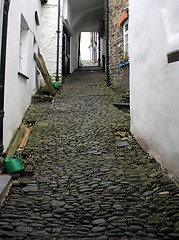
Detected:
[62,27,70,77]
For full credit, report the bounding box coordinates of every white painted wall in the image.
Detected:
[0,0,4,57]
[41,0,63,81]
[70,30,80,73]
[41,0,79,76]
[63,0,68,19]
[3,0,41,151]
[130,0,179,182]
[63,0,72,29]
[63,0,79,73]
[101,37,106,63]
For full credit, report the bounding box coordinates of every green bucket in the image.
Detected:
[4,153,24,174]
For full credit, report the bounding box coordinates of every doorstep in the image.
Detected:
[0,175,11,207]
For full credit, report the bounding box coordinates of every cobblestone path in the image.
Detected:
[0,69,179,240]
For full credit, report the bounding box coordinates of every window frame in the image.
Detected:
[18,15,30,79]
[123,19,129,57]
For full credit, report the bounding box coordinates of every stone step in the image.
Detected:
[113,103,130,109]
[122,95,130,100]
[0,175,11,207]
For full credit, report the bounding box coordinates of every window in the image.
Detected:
[123,20,129,56]
[18,15,30,79]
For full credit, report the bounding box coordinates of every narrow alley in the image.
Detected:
[0,69,179,240]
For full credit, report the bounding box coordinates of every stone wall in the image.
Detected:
[108,0,129,92]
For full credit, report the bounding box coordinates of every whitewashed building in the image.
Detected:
[130,0,179,182]
[0,0,43,154]
[0,0,4,48]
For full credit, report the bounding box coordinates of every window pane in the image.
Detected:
[125,34,128,43]
[125,43,128,54]
[125,23,128,32]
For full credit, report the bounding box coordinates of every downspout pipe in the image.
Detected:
[106,0,110,86]
[78,33,81,68]
[0,0,10,158]
[56,0,60,81]
[98,32,101,67]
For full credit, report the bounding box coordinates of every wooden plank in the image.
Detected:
[34,53,56,96]
[38,53,50,76]
[6,124,27,158]
[17,126,32,154]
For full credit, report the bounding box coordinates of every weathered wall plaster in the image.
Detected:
[130,0,179,182]
[3,0,41,151]
[70,31,80,73]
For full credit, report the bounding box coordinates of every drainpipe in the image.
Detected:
[0,0,10,158]
[56,0,60,81]
[98,32,101,67]
[106,0,110,86]
[78,33,81,68]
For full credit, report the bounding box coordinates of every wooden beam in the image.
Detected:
[34,53,56,96]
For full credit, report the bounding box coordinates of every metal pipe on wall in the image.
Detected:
[56,0,60,81]
[98,32,101,67]
[106,0,110,86]
[78,33,81,68]
[0,0,10,157]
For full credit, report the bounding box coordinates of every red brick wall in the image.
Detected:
[108,0,129,92]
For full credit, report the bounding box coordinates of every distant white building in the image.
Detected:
[130,0,179,182]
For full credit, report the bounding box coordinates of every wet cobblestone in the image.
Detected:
[0,69,179,239]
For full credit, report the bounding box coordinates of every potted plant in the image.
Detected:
[120,53,129,64]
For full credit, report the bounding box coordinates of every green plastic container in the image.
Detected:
[54,81,60,90]
[4,153,24,174]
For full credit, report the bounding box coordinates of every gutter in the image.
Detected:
[0,0,10,158]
